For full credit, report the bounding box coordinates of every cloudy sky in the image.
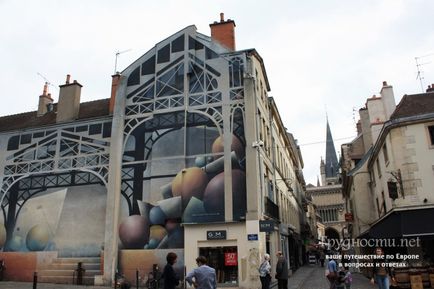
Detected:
[1,0,433,185]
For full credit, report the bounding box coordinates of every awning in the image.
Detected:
[360,206,434,239]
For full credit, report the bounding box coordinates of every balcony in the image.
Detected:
[264,196,279,221]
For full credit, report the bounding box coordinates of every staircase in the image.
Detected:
[38,257,101,285]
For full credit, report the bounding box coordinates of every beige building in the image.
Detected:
[342,82,434,261]
[0,15,307,288]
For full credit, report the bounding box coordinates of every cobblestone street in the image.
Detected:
[285,264,373,289]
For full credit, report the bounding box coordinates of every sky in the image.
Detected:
[1,0,433,185]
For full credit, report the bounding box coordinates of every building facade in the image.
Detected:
[341,82,434,266]
[0,15,306,288]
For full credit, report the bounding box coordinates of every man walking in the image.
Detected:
[186,256,217,289]
[275,251,288,289]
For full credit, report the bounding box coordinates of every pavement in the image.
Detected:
[0,265,374,289]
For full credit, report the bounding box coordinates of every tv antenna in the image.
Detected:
[114,49,132,74]
[415,53,434,92]
[36,72,57,91]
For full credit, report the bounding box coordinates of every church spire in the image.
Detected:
[325,117,339,179]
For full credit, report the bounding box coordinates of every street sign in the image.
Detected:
[247,234,258,241]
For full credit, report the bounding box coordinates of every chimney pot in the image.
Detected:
[43,82,48,96]
[383,81,388,86]
[220,12,224,22]
[66,74,71,84]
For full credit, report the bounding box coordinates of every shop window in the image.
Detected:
[199,246,238,285]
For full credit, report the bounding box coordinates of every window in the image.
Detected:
[382,143,389,164]
[199,246,238,285]
[428,125,434,146]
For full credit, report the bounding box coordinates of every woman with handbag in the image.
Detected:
[370,247,395,289]
[258,253,271,289]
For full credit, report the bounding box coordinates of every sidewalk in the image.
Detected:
[0,282,112,289]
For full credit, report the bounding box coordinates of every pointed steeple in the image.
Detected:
[325,118,339,179]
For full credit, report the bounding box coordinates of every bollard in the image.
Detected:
[33,271,38,289]
[136,269,139,289]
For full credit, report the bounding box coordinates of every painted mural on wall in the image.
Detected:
[118,28,247,250]
[0,122,111,256]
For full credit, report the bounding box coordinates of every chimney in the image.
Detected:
[356,120,362,135]
[109,73,121,114]
[56,74,83,123]
[427,84,434,92]
[209,13,236,51]
[380,80,396,120]
[37,82,54,116]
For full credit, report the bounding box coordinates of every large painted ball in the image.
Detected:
[149,225,167,242]
[203,172,225,214]
[8,235,23,251]
[171,167,208,203]
[211,135,245,160]
[26,225,50,251]
[0,224,6,249]
[203,169,247,216]
[119,215,149,249]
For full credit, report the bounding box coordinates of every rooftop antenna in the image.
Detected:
[415,53,434,92]
[36,72,57,91]
[114,49,132,74]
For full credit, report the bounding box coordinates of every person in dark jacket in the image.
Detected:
[275,251,288,289]
[163,252,180,289]
[370,247,394,289]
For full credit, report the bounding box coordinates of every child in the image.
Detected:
[342,267,352,289]
[335,268,346,289]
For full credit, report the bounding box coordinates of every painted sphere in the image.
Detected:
[149,206,167,225]
[149,225,167,242]
[195,156,207,167]
[0,224,6,249]
[26,225,49,251]
[8,235,23,251]
[203,169,247,215]
[171,167,208,203]
[165,220,179,233]
[119,215,149,249]
[211,135,245,160]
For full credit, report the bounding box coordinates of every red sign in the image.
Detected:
[224,252,238,266]
[345,213,354,222]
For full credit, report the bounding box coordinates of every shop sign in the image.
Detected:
[224,252,238,266]
[259,220,275,232]
[345,213,354,222]
[247,234,258,241]
[207,230,226,240]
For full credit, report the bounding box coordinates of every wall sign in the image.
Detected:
[259,220,275,232]
[207,230,227,240]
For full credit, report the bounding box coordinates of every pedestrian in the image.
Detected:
[326,257,338,289]
[0,259,5,281]
[275,251,288,289]
[370,247,395,289]
[162,252,180,289]
[258,253,271,289]
[319,250,325,267]
[342,266,352,289]
[185,256,216,289]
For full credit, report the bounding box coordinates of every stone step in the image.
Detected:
[42,262,100,270]
[39,269,100,277]
[37,275,95,285]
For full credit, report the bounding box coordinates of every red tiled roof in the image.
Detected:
[0,98,111,132]
[390,92,434,120]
